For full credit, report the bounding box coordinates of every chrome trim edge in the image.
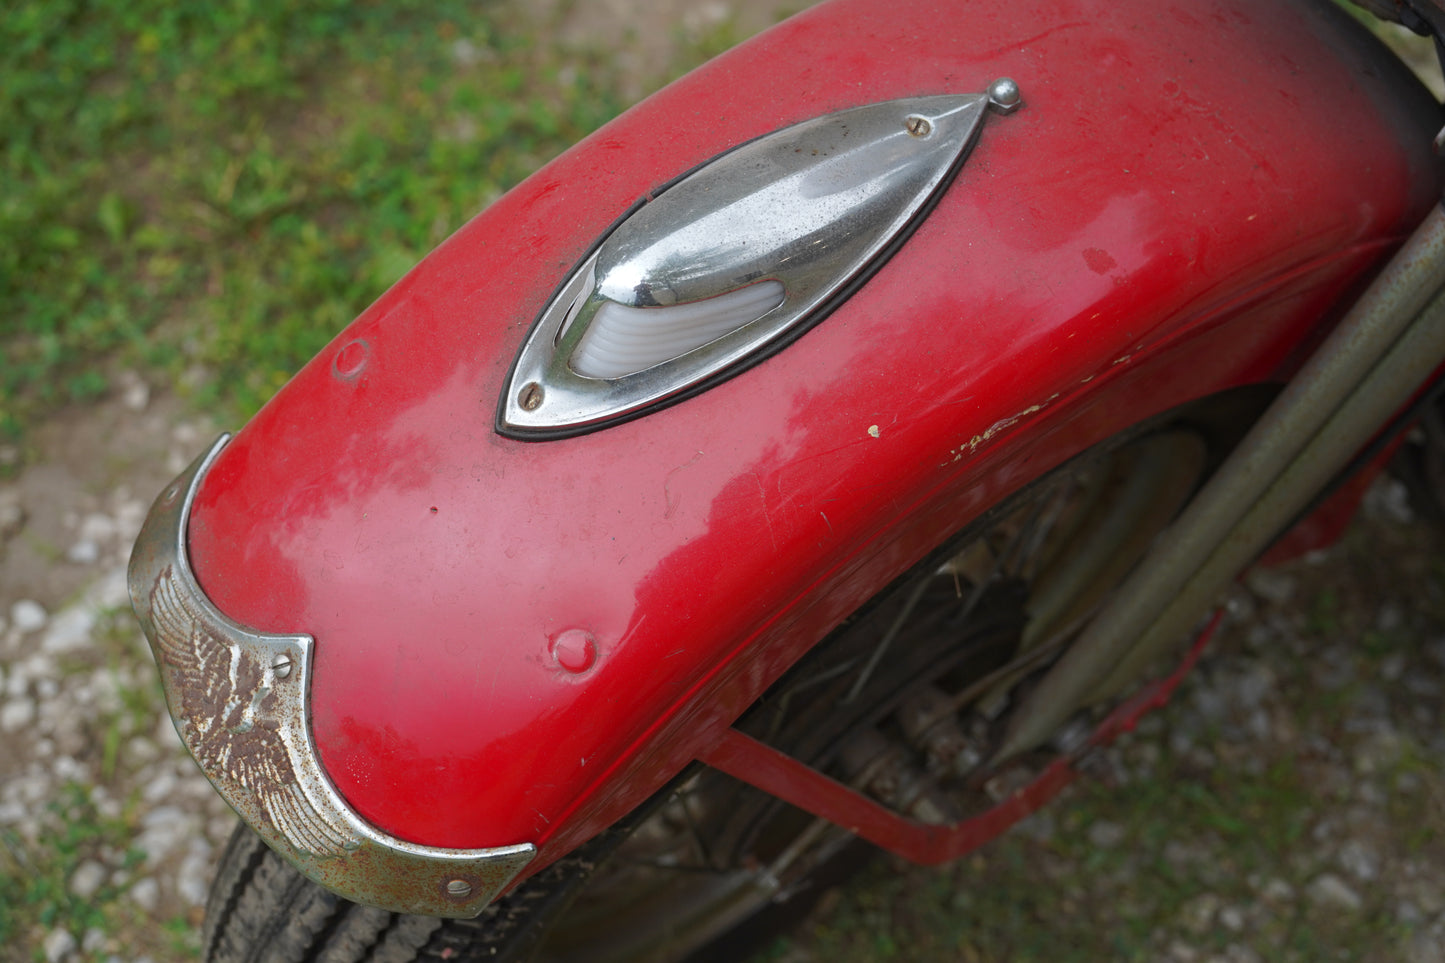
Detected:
[128,435,535,918]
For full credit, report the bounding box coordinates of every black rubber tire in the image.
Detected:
[203,813,640,963]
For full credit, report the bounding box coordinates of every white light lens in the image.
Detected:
[569,280,786,379]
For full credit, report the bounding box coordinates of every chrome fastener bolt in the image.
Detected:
[272,655,294,680]
[519,382,545,411]
[988,77,1022,114]
[904,116,932,137]
[446,879,473,899]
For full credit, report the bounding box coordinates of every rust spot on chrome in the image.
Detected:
[149,564,354,856]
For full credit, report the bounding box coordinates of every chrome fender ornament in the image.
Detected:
[498,82,1022,438]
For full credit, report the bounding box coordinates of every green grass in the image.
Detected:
[0,783,145,956]
[1,0,627,454]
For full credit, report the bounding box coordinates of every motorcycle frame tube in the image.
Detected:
[999,201,1445,757]
[176,0,1442,899]
[1097,279,1445,696]
[695,614,1224,865]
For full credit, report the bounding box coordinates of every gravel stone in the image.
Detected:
[81,928,107,954]
[1353,729,1405,774]
[11,599,47,633]
[0,488,24,540]
[41,607,96,654]
[119,372,151,411]
[1382,652,1408,680]
[1245,568,1297,604]
[42,928,77,963]
[128,877,160,913]
[69,859,107,899]
[1364,475,1414,523]
[1166,941,1199,962]
[1087,820,1127,849]
[136,805,198,865]
[87,565,131,612]
[78,512,116,544]
[1180,893,1221,934]
[1233,662,1276,710]
[1308,873,1364,912]
[1015,810,1056,842]
[1407,925,1445,963]
[65,540,100,565]
[1338,839,1381,881]
[140,767,179,804]
[0,696,36,733]
[177,841,213,906]
[1377,601,1405,632]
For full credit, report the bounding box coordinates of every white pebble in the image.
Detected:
[1244,567,1297,603]
[1258,878,1295,904]
[88,566,131,611]
[0,697,36,733]
[114,503,147,544]
[11,599,47,633]
[1087,820,1127,849]
[0,488,24,537]
[78,512,117,543]
[177,841,212,906]
[43,928,77,963]
[65,540,100,565]
[126,735,160,765]
[122,377,151,412]
[1308,873,1363,912]
[69,860,107,899]
[41,607,96,654]
[1180,892,1221,933]
[1338,839,1381,881]
[128,877,160,913]
[81,928,107,954]
[52,756,86,781]
[136,805,197,865]
[142,768,179,804]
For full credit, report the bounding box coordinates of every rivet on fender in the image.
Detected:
[552,629,598,674]
[988,77,1022,114]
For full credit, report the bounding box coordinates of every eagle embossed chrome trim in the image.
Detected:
[499,85,1020,438]
[128,436,535,918]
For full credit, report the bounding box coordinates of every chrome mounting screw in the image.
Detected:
[519,382,545,411]
[904,116,932,137]
[446,879,473,899]
[272,655,294,680]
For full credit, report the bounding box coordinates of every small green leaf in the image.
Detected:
[97,191,129,244]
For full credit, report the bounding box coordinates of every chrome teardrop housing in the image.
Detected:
[498,85,1021,438]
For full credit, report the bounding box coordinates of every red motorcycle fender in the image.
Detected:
[167,0,1437,893]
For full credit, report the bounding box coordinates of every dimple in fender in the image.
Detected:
[128,0,1445,959]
